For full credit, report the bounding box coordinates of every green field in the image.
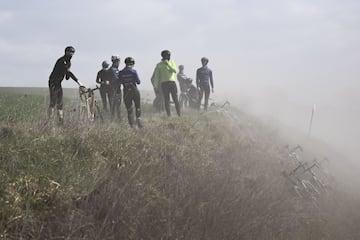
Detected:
[0,88,359,239]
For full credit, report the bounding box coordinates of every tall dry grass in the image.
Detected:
[0,92,359,239]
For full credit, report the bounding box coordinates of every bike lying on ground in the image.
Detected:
[281,145,331,208]
[209,100,230,110]
[79,86,103,123]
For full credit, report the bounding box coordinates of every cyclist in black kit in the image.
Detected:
[196,57,214,111]
[109,55,122,121]
[119,57,142,128]
[48,46,84,125]
[96,60,112,111]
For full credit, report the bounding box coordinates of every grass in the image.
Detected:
[0,88,359,239]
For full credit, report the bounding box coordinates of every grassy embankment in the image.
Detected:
[0,88,359,239]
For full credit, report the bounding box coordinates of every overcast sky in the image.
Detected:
[0,0,359,160]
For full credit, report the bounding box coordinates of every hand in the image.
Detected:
[105,81,110,85]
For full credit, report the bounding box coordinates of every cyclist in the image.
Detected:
[196,57,214,111]
[109,55,122,121]
[48,46,84,125]
[177,65,188,93]
[151,50,181,117]
[119,57,142,128]
[185,78,200,109]
[96,60,112,111]
[177,65,189,108]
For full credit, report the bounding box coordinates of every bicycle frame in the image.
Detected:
[79,86,102,122]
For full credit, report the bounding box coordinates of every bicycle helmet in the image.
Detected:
[65,46,75,53]
[124,57,135,66]
[179,65,184,71]
[161,50,171,59]
[201,57,209,64]
[111,55,120,62]
[102,60,109,68]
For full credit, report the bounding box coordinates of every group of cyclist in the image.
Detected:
[176,58,214,111]
[48,46,214,128]
[96,55,142,128]
[150,50,215,116]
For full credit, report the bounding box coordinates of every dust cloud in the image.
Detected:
[215,82,360,193]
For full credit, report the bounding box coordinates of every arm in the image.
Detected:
[166,60,177,73]
[151,65,160,91]
[66,70,85,87]
[209,69,214,89]
[134,70,141,85]
[95,71,102,84]
[196,69,199,88]
[118,71,123,85]
[66,71,78,82]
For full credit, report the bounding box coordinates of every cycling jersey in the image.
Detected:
[109,66,121,94]
[49,55,78,86]
[119,67,141,89]
[196,66,213,88]
[96,69,110,85]
[152,60,177,90]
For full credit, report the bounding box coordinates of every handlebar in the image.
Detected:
[289,161,307,176]
[79,85,100,95]
[79,85,100,102]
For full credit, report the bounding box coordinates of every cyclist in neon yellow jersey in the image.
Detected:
[151,50,181,117]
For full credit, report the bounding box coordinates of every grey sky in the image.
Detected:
[0,0,359,161]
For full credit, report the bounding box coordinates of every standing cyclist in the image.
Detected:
[96,60,112,111]
[48,46,84,125]
[109,56,122,122]
[152,50,181,117]
[196,57,214,111]
[177,65,188,93]
[119,57,142,128]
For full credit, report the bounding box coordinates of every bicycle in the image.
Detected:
[284,144,303,163]
[209,100,230,110]
[302,159,329,194]
[282,164,320,207]
[79,86,104,123]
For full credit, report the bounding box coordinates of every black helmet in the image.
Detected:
[65,46,75,53]
[161,50,171,58]
[201,57,209,63]
[102,60,109,68]
[124,57,135,66]
[111,55,120,62]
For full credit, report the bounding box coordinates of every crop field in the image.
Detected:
[0,88,359,239]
